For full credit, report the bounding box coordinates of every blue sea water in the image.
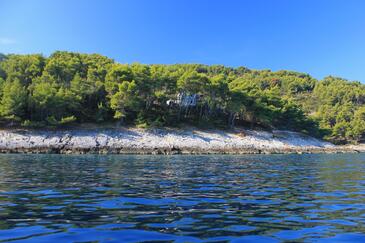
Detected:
[0,153,364,242]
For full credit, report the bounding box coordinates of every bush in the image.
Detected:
[60,116,77,125]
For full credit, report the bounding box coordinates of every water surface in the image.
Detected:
[0,154,365,242]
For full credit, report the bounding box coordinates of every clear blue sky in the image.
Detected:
[1,0,364,82]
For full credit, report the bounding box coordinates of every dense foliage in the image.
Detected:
[0,51,364,143]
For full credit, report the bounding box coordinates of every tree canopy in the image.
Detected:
[0,51,364,143]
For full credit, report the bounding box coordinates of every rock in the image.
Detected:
[0,128,362,154]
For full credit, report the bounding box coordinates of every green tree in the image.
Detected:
[105,64,133,94]
[177,71,210,94]
[110,81,139,123]
[0,54,45,86]
[0,79,27,121]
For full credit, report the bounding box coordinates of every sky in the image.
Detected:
[0,0,365,82]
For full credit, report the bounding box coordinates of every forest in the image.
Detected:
[0,51,364,144]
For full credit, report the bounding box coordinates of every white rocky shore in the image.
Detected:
[0,128,363,154]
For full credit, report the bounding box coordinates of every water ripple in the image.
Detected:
[0,153,364,242]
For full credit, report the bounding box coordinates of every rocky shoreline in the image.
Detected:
[0,128,363,154]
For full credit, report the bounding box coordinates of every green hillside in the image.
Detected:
[0,51,364,143]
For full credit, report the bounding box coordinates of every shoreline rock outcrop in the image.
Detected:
[0,128,363,154]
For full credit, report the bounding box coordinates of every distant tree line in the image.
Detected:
[0,51,364,143]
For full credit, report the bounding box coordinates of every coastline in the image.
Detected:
[0,127,363,155]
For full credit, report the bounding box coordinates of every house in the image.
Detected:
[166,92,203,107]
